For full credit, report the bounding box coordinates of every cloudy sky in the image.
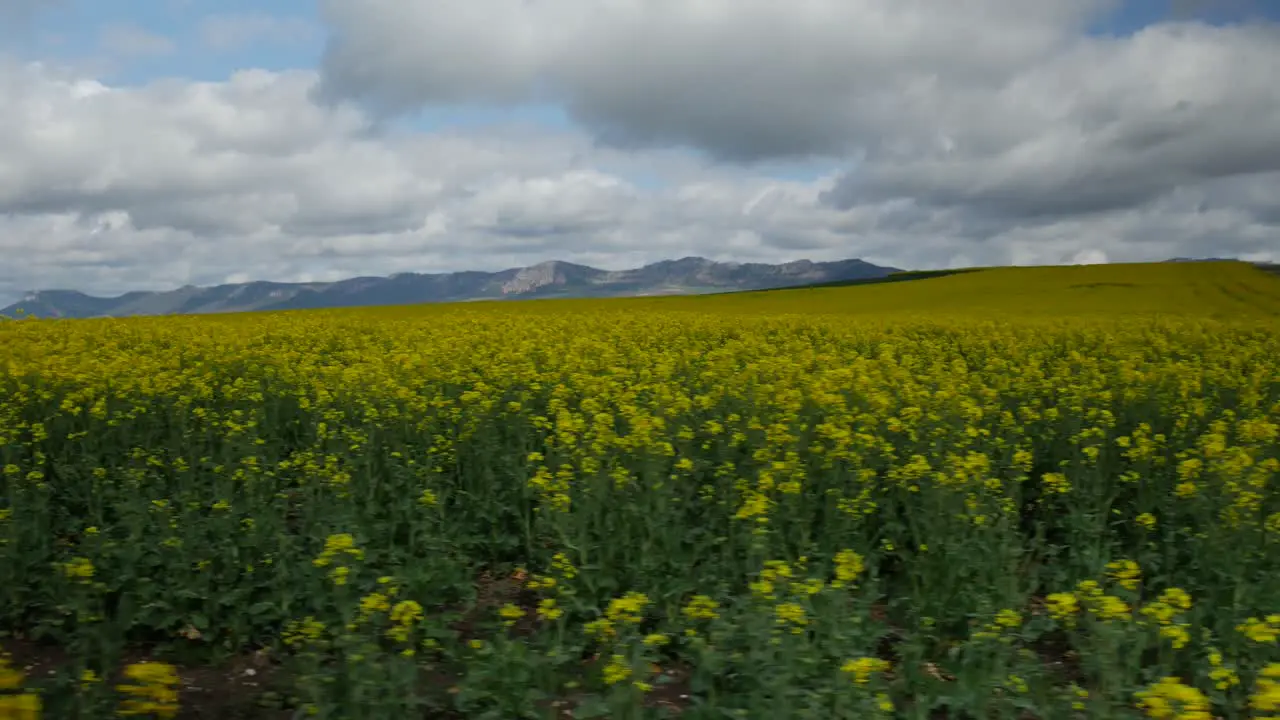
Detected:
[1,0,1278,302]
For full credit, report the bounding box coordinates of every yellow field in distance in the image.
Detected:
[604,260,1280,320]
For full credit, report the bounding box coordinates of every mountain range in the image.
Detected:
[0,256,899,319]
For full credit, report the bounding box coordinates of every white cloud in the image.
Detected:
[1,2,1279,304]
[1,60,918,300]
[1069,248,1110,265]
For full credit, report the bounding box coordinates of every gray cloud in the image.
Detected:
[822,23,1280,221]
[316,0,1108,162]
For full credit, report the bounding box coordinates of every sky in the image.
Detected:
[0,0,1278,302]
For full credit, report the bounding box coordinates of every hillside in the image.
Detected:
[0,256,897,319]
[689,260,1280,319]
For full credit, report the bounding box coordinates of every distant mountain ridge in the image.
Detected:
[1,256,899,319]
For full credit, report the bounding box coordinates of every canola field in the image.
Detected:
[1,261,1279,719]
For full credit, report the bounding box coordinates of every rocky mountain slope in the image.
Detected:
[1,256,899,319]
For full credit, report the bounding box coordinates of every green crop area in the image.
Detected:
[1,261,1279,719]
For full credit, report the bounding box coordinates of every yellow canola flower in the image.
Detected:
[831,549,866,589]
[1205,648,1239,691]
[60,557,95,582]
[1239,616,1280,645]
[994,609,1022,628]
[313,533,363,567]
[606,592,649,625]
[1249,663,1280,717]
[841,657,892,685]
[774,602,808,634]
[536,598,563,621]
[358,592,391,618]
[682,595,720,621]
[498,602,525,628]
[0,694,42,719]
[1045,593,1080,625]
[1134,676,1211,720]
[116,661,180,719]
[973,608,1023,641]
[1105,559,1142,591]
[0,652,41,720]
[602,655,631,686]
[1040,472,1072,495]
[387,600,424,643]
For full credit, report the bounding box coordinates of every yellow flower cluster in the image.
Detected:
[1045,592,1081,626]
[358,591,392,619]
[774,602,808,634]
[1139,588,1194,649]
[1133,676,1211,720]
[601,654,631,686]
[536,598,563,622]
[580,591,665,693]
[840,656,892,685]
[971,608,1023,642]
[60,557,95,582]
[550,552,578,580]
[584,592,649,642]
[1074,580,1131,622]
[498,602,525,628]
[1105,559,1142,591]
[1250,663,1280,719]
[0,650,41,719]
[749,559,805,601]
[1048,564,1201,650]
[830,549,866,589]
[313,533,364,586]
[313,533,363,566]
[341,578,424,650]
[387,600,423,645]
[681,595,721,622]
[1206,649,1240,691]
[1238,615,1280,645]
[282,617,327,648]
[115,661,180,719]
